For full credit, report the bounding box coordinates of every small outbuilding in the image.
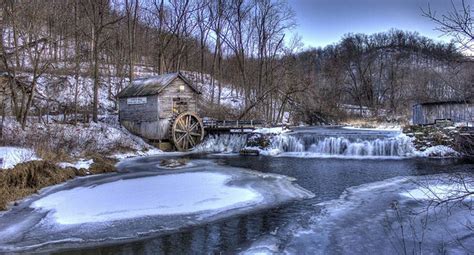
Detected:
[117,72,205,151]
[412,100,473,125]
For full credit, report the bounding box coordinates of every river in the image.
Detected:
[1,128,473,254]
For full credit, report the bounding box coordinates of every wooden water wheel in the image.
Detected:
[171,112,205,151]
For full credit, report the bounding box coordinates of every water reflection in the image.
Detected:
[58,211,283,254]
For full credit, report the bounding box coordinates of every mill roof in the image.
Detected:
[117,72,200,98]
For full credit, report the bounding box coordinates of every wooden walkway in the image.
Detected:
[203,119,265,133]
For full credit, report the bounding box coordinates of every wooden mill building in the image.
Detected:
[117,72,205,151]
[412,100,473,125]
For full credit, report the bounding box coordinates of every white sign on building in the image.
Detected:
[127,97,147,105]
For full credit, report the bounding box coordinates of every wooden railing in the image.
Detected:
[203,119,265,129]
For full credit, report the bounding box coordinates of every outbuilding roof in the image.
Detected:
[414,100,472,106]
[117,72,200,98]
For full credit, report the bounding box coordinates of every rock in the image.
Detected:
[246,133,272,149]
[160,158,188,168]
[239,149,260,156]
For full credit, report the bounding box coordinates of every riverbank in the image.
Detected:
[2,154,471,254]
[0,158,314,253]
[0,118,162,211]
[403,124,473,158]
[0,156,117,210]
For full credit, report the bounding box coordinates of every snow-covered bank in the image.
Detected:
[415,145,460,157]
[342,125,402,132]
[112,148,163,160]
[0,160,313,253]
[0,147,39,169]
[2,117,158,158]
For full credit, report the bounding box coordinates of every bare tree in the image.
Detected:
[80,0,122,122]
[125,0,140,81]
[423,0,473,54]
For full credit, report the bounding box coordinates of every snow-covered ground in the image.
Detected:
[182,71,245,109]
[0,147,39,169]
[414,145,460,157]
[2,117,156,157]
[0,159,314,252]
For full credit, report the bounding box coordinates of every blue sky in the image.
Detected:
[288,0,465,48]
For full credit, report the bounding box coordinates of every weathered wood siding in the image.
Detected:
[413,103,473,125]
[118,76,199,140]
[119,95,163,140]
[158,78,197,118]
[121,119,170,140]
[119,95,159,122]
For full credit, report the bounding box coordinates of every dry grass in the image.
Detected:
[343,117,407,129]
[0,156,117,211]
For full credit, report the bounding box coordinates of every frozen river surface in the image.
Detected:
[0,128,473,254]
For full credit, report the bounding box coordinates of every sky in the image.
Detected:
[288,0,466,49]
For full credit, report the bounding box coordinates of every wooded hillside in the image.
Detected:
[0,0,472,126]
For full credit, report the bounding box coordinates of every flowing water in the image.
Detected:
[197,127,416,157]
[5,128,474,254]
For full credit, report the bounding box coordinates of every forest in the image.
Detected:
[0,0,473,127]
[0,2,473,253]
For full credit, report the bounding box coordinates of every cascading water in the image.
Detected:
[195,128,417,157]
[269,135,415,157]
[194,134,248,153]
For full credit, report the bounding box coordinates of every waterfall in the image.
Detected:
[195,130,417,157]
[269,135,415,157]
[194,134,248,153]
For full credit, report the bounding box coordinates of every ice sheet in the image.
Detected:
[32,172,262,225]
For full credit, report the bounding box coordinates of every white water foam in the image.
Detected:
[194,134,248,153]
[268,134,416,157]
[196,132,418,158]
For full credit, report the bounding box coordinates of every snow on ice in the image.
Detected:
[243,174,474,254]
[31,172,262,225]
[0,160,314,253]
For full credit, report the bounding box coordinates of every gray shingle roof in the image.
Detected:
[117,72,200,98]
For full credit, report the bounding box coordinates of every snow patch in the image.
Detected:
[253,127,290,134]
[58,159,94,170]
[0,147,39,169]
[416,145,460,157]
[112,148,162,159]
[343,126,402,131]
